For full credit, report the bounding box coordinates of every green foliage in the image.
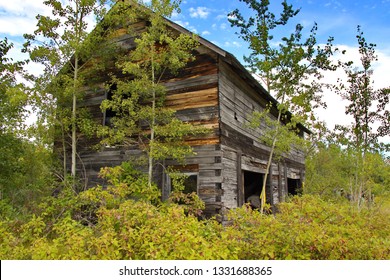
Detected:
[23,0,113,181]
[99,161,161,204]
[165,170,204,216]
[228,0,337,120]
[305,144,390,206]
[305,144,353,198]
[227,195,390,260]
[333,26,389,154]
[0,163,231,260]
[0,137,53,215]
[0,38,29,135]
[326,27,390,208]
[2,190,389,260]
[249,107,307,161]
[229,1,339,212]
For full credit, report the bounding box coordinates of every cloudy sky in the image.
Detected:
[1,0,389,140]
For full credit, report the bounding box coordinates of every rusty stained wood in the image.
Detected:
[165,87,218,111]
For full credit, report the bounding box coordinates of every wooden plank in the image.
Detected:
[198,187,223,196]
[199,176,223,184]
[175,106,219,122]
[237,150,244,207]
[284,162,288,197]
[185,137,220,146]
[165,88,218,111]
[164,74,218,93]
[278,162,283,203]
[199,163,223,170]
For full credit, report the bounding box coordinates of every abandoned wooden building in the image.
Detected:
[68,4,309,217]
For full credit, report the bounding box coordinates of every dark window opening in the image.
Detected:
[104,84,117,127]
[183,174,198,194]
[243,170,264,209]
[287,178,301,196]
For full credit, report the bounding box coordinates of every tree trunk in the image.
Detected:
[148,46,156,188]
[260,92,285,214]
[71,55,78,186]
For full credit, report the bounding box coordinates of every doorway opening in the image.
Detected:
[243,170,264,209]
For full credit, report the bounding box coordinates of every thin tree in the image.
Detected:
[333,26,390,208]
[229,0,338,212]
[23,0,111,187]
[98,0,204,189]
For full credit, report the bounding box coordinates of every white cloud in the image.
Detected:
[201,30,211,36]
[174,20,197,33]
[0,1,51,37]
[175,20,189,27]
[0,16,37,36]
[0,1,49,16]
[224,41,242,48]
[189,7,210,19]
[170,10,181,20]
[0,1,100,37]
[217,14,227,21]
[220,23,227,30]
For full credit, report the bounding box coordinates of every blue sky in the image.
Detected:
[171,0,390,59]
[1,0,389,62]
[1,0,389,138]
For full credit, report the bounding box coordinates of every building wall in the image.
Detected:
[74,39,226,214]
[218,59,305,210]
[61,17,305,215]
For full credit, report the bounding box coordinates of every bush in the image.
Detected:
[1,162,389,260]
[225,195,390,259]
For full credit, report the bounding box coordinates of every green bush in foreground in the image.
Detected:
[225,195,390,259]
[1,164,389,260]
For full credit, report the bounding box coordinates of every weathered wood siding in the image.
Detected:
[59,15,307,215]
[218,59,305,208]
[71,21,224,214]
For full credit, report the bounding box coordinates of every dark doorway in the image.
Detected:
[287,178,301,196]
[243,171,264,209]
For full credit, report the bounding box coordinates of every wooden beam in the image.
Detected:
[237,150,244,207]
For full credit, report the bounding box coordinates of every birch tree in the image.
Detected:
[333,26,390,208]
[229,0,338,212]
[23,0,111,187]
[98,0,204,188]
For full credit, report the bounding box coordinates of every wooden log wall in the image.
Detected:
[57,16,308,214]
[71,23,224,214]
[218,59,305,208]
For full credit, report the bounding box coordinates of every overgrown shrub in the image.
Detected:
[1,163,389,260]
[226,195,390,259]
